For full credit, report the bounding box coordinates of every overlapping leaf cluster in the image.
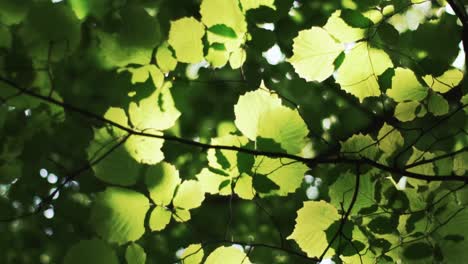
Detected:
[0,0,467,263]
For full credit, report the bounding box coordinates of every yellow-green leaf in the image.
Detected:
[324,10,366,43]
[289,27,344,82]
[387,68,428,102]
[145,162,181,206]
[288,201,340,258]
[173,180,205,210]
[125,243,146,264]
[181,244,204,264]
[394,101,421,122]
[205,246,252,264]
[156,42,178,73]
[240,0,275,11]
[90,187,150,245]
[253,157,308,196]
[168,17,205,63]
[149,206,172,231]
[129,82,181,131]
[378,123,404,155]
[423,68,463,93]
[234,89,309,154]
[336,43,393,102]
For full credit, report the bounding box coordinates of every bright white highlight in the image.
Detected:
[47,173,58,184]
[263,44,285,65]
[44,208,54,219]
[39,168,48,178]
[306,186,319,200]
[304,174,315,184]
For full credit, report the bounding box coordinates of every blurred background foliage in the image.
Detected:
[0,0,467,263]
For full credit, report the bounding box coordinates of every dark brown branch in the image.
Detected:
[319,164,361,260]
[1,76,467,183]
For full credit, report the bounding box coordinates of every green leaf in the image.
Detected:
[289,27,344,82]
[368,216,397,234]
[64,239,118,264]
[377,23,399,45]
[207,24,237,38]
[173,180,205,210]
[288,201,340,258]
[394,101,421,122]
[240,0,276,11]
[377,123,404,155]
[90,187,150,245]
[210,42,226,51]
[329,171,375,215]
[129,82,181,131]
[386,68,428,102]
[168,17,205,63]
[156,42,178,73]
[145,162,181,206]
[237,142,255,174]
[428,93,449,116]
[423,68,463,94]
[215,149,231,170]
[336,43,393,102]
[125,243,146,264]
[205,246,252,264]
[149,206,172,231]
[406,147,435,179]
[340,9,374,28]
[181,244,204,264]
[219,179,231,190]
[87,108,140,186]
[324,10,366,43]
[453,152,468,176]
[253,157,308,196]
[234,89,309,154]
[341,134,378,159]
[252,173,280,193]
[402,242,433,260]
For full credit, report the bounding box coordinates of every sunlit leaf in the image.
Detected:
[149,206,172,231]
[173,180,205,210]
[253,157,308,196]
[289,27,344,82]
[288,201,340,258]
[234,89,309,154]
[168,17,205,63]
[181,244,204,264]
[324,10,366,43]
[129,82,181,131]
[146,162,181,206]
[377,123,404,155]
[341,134,378,159]
[336,43,393,102]
[423,68,463,93]
[90,187,150,245]
[205,246,252,264]
[156,42,178,73]
[386,68,428,102]
[394,101,421,122]
[240,0,276,11]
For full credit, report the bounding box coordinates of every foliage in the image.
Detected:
[0,0,467,263]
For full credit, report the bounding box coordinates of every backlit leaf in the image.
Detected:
[289,27,344,82]
[90,187,150,245]
[288,201,340,258]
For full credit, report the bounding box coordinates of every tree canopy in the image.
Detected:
[0,0,467,263]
